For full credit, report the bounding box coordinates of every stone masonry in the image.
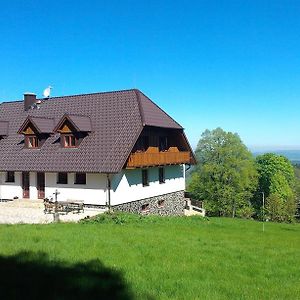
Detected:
[113,191,185,216]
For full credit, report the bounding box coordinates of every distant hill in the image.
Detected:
[253,150,300,164]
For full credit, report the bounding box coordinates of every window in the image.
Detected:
[159,136,168,151]
[6,171,15,183]
[26,135,38,148]
[135,136,149,151]
[141,136,149,151]
[57,172,68,184]
[142,169,149,186]
[63,134,77,148]
[75,173,86,184]
[141,203,150,212]
[158,200,165,208]
[159,167,165,184]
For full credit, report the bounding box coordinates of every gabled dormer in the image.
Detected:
[18,116,54,149]
[53,114,92,148]
[0,121,9,140]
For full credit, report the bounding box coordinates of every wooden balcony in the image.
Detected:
[126,147,191,168]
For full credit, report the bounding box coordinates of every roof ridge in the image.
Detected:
[133,89,145,125]
[0,88,137,104]
[38,88,137,101]
[29,116,54,120]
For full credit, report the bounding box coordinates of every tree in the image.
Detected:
[292,164,300,218]
[188,128,258,217]
[255,153,297,222]
[255,153,295,197]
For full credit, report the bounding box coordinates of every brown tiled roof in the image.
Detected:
[136,91,182,129]
[0,121,9,136]
[0,89,189,173]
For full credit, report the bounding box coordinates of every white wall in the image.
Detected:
[45,173,107,205]
[29,172,38,199]
[111,165,185,205]
[0,165,185,205]
[0,172,23,200]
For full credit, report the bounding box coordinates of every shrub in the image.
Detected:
[80,211,209,225]
[236,205,254,219]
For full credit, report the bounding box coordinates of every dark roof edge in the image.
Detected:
[143,125,185,130]
[17,117,33,134]
[136,90,183,129]
[134,89,145,125]
[182,131,197,164]
[18,116,54,134]
[119,125,144,172]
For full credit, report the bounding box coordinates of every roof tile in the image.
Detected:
[0,89,186,173]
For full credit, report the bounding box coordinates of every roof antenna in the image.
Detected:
[43,86,52,99]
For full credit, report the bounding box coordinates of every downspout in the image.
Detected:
[185,164,191,172]
[184,164,191,187]
[106,174,111,212]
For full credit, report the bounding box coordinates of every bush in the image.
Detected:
[80,211,209,225]
[266,194,296,223]
[236,206,254,219]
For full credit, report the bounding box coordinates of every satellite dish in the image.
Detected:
[43,86,52,98]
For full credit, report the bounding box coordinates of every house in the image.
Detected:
[0,89,195,215]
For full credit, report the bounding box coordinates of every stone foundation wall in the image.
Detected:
[113,191,185,216]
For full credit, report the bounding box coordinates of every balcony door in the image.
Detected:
[37,172,45,199]
[22,172,30,199]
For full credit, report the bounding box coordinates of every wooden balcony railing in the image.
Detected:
[126,149,191,168]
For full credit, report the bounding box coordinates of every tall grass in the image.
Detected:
[0,214,299,299]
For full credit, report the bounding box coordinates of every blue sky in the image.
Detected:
[1,0,300,150]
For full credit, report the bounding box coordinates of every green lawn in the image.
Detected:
[0,215,299,299]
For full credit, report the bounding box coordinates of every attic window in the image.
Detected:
[26,135,39,148]
[18,117,54,149]
[54,114,91,149]
[63,134,77,148]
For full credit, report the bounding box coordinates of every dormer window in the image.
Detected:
[54,114,92,149]
[26,135,39,148]
[63,134,77,148]
[18,117,54,150]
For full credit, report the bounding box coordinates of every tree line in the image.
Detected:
[188,128,299,222]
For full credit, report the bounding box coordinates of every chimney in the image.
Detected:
[24,93,37,111]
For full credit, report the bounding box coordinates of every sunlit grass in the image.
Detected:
[0,215,299,299]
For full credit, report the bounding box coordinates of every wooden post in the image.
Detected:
[53,189,60,222]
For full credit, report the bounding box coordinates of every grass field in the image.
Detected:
[0,214,299,299]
